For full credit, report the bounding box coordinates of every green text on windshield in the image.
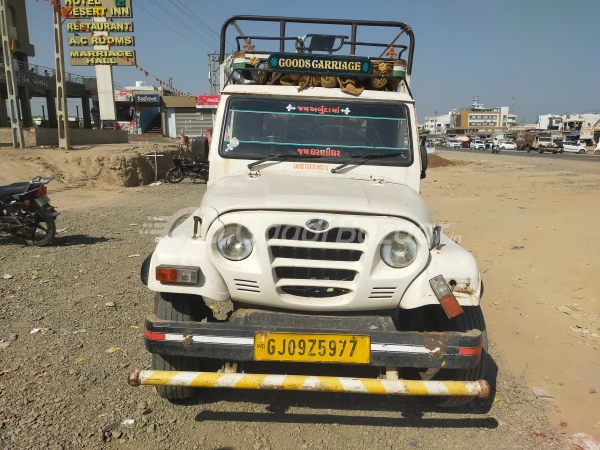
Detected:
[220,96,413,167]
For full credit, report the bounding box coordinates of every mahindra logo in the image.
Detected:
[306,219,329,232]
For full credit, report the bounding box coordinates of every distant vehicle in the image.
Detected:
[425,140,436,155]
[447,140,461,149]
[524,132,559,153]
[470,140,486,150]
[562,140,587,154]
[595,141,600,155]
[499,141,516,150]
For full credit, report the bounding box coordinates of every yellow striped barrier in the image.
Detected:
[128,370,490,398]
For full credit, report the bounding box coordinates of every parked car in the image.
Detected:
[470,140,486,150]
[595,141,600,155]
[425,140,436,155]
[499,141,516,150]
[562,140,587,154]
[447,140,461,149]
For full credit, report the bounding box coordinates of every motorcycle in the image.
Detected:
[0,176,60,247]
[166,156,209,183]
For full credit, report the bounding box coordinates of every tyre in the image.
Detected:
[416,306,488,408]
[152,292,207,401]
[537,147,544,154]
[22,204,56,247]
[166,168,184,183]
[552,150,557,154]
[526,147,531,153]
[579,149,585,154]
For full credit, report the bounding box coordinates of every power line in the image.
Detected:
[132,0,209,52]
[170,0,234,49]
[168,0,221,48]
[146,0,217,51]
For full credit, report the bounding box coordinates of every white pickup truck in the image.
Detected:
[131,15,489,408]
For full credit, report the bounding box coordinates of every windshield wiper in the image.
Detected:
[331,151,406,173]
[247,153,322,170]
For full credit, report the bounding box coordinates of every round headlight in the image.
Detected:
[380,231,418,268]
[217,224,253,261]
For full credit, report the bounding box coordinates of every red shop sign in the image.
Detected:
[196,95,220,109]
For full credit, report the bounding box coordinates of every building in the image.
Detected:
[423,113,451,135]
[0,0,96,133]
[537,114,563,130]
[448,97,516,135]
[560,113,600,143]
[164,95,219,138]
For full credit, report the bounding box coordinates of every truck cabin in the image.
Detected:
[210,16,426,190]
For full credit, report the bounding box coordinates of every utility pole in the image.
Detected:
[52,3,70,149]
[207,53,220,95]
[92,17,116,130]
[0,0,24,148]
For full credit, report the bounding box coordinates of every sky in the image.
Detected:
[24,0,600,123]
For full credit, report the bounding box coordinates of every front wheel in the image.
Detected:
[166,168,185,183]
[579,149,585,154]
[153,292,215,401]
[418,306,488,408]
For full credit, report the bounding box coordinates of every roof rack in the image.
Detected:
[219,16,415,95]
[220,15,414,71]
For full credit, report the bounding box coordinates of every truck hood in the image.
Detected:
[202,174,433,240]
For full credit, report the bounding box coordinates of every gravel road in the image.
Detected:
[0,182,571,449]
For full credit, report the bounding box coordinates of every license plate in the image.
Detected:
[35,196,50,206]
[254,333,370,364]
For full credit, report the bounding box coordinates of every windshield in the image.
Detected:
[220,96,413,166]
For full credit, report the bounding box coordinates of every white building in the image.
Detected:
[537,114,563,130]
[498,106,517,127]
[560,113,600,141]
[423,113,451,135]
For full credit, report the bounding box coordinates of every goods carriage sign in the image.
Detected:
[267,53,373,77]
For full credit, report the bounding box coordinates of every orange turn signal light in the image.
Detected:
[155,265,199,285]
[156,267,178,283]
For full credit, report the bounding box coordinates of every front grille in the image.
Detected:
[275,267,356,281]
[281,286,350,298]
[268,226,365,244]
[268,224,365,299]
[271,246,362,262]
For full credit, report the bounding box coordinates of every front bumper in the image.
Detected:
[129,369,490,398]
[144,309,483,369]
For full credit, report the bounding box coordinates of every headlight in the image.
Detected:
[380,231,418,268]
[217,224,253,261]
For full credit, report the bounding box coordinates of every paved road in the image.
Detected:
[439,146,600,163]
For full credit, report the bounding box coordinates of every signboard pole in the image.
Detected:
[0,0,24,148]
[92,17,116,128]
[53,3,70,149]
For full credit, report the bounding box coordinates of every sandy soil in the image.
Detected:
[0,140,191,189]
[423,150,600,438]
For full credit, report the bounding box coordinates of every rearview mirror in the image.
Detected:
[420,137,428,179]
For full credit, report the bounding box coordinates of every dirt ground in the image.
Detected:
[0,138,191,190]
[0,149,598,449]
